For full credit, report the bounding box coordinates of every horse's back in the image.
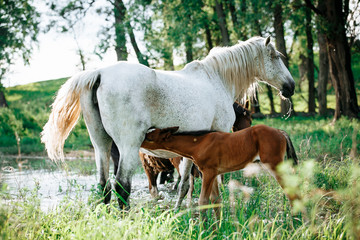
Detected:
[99,61,232,131]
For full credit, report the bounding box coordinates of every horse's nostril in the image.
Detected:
[281,81,295,98]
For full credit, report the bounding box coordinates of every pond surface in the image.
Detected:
[0,156,178,211]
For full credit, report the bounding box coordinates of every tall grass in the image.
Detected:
[1,160,359,239]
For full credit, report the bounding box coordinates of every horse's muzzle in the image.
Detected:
[281,80,295,98]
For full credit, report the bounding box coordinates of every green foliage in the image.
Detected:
[0,108,22,137]
[1,78,91,154]
[0,0,40,85]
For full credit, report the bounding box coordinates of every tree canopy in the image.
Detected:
[1,0,359,120]
[0,0,40,106]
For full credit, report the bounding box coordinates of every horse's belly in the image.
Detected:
[140,148,183,158]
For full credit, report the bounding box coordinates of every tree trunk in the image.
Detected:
[185,35,194,63]
[251,1,262,36]
[316,1,329,117]
[228,0,240,38]
[204,20,213,52]
[161,45,174,70]
[305,6,315,113]
[273,2,294,116]
[250,91,261,114]
[0,89,8,108]
[114,0,128,61]
[214,0,230,46]
[198,0,213,52]
[325,0,359,120]
[298,54,307,93]
[305,0,359,120]
[239,0,247,39]
[266,85,276,114]
[126,22,149,66]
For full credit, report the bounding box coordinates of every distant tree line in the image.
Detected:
[1,0,359,121]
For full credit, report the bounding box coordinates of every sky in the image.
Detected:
[3,0,139,87]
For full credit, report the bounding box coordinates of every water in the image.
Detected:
[0,157,178,211]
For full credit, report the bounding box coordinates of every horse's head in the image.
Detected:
[143,127,179,147]
[258,36,295,98]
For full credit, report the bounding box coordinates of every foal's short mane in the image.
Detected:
[173,130,216,137]
[201,37,266,101]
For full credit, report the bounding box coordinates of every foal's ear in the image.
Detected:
[160,126,179,134]
[160,126,179,139]
[265,36,271,46]
[245,100,250,109]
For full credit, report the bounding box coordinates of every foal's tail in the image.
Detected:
[279,130,298,165]
[41,70,100,162]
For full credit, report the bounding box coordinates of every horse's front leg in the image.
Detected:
[174,158,193,209]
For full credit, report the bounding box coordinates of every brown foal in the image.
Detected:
[141,124,298,216]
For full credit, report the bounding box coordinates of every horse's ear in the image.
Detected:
[265,36,270,46]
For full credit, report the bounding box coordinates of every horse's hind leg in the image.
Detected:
[81,94,113,204]
[113,143,143,209]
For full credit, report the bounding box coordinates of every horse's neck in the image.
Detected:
[201,44,261,101]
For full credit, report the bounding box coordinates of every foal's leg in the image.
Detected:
[210,177,222,219]
[174,158,192,209]
[199,171,217,219]
[141,154,159,198]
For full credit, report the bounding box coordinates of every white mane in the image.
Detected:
[201,37,266,101]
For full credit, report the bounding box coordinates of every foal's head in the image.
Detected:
[143,127,179,149]
[232,101,252,132]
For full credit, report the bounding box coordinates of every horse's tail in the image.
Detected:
[279,130,298,165]
[41,70,100,162]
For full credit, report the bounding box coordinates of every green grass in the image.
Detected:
[1,157,359,239]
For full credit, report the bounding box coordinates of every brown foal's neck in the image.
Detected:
[161,133,211,159]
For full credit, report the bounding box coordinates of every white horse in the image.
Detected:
[41,36,295,208]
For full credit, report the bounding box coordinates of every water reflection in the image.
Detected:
[0,157,177,211]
